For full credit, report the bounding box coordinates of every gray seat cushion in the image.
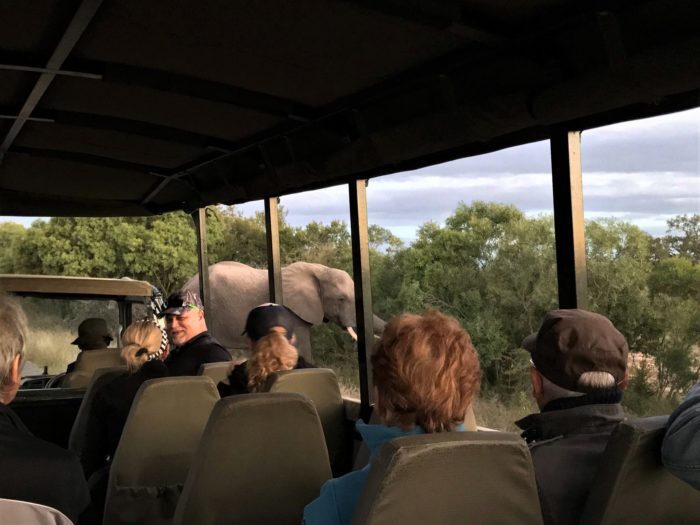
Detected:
[353,431,543,525]
[174,392,332,525]
[103,376,219,525]
[580,416,700,525]
[267,368,351,475]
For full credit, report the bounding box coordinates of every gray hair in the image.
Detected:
[542,371,617,399]
[0,294,28,385]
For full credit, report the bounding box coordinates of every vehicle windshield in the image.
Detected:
[18,297,121,377]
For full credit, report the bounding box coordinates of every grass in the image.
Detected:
[23,326,79,375]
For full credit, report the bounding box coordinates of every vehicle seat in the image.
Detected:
[266,368,352,475]
[0,498,74,525]
[352,432,543,525]
[61,349,125,389]
[579,416,700,525]
[352,404,478,471]
[103,376,219,525]
[173,392,332,525]
[197,361,233,385]
[68,365,127,469]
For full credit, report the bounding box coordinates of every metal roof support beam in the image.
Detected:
[265,197,283,303]
[349,179,374,421]
[0,0,103,163]
[191,208,212,322]
[0,63,102,79]
[550,131,588,309]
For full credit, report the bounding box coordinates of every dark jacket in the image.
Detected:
[0,403,90,523]
[217,355,315,397]
[662,381,700,490]
[516,395,626,525]
[81,360,169,477]
[164,331,231,376]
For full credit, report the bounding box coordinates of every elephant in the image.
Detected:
[182,261,385,362]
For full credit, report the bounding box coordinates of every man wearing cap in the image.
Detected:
[162,290,231,376]
[516,309,629,525]
[66,317,114,373]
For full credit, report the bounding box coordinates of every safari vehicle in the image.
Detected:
[2,274,160,446]
[0,0,698,523]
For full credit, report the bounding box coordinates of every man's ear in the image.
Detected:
[1,354,22,403]
[619,371,630,390]
[530,367,544,398]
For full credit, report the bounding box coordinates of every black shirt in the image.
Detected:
[0,403,90,523]
[81,360,169,477]
[164,331,231,376]
[217,355,315,397]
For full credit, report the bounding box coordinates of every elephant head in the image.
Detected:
[282,262,357,339]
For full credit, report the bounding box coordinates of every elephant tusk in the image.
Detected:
[346,327,358,341]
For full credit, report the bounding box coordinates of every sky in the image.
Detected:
[234,107,700,241]
[3,107,699,242]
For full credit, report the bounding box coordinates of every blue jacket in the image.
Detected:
[303,422,424,525]
[662,381,700,490]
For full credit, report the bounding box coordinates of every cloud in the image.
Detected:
[241,107,699,240]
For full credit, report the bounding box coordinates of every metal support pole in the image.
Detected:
[265,197,283,303]
[550,131,589,309]
[191,208,212,318]
[349,179,374,420]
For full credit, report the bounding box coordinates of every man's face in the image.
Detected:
[165,308,206,347]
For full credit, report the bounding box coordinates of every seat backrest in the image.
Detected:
[352,432,543,525]
[580,416,700,525]
[68,365,128,459]
[352,404,478,471]
[103,376,219,525]
[267,368,351,475]
[197,361,232,385]
[0,498,74,525]
[173,392,332,525]
[62,349,125,389]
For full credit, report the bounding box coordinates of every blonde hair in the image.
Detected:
[372,309,481,433]
[120,321,163,373]
[0,294,27,385]
[247,326,299,392]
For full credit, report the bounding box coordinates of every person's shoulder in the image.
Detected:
[303,471,363,525]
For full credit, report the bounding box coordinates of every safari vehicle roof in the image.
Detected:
[0,274,154,300]
[0,0,697,217]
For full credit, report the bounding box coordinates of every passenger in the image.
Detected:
[80,320,169,521]
[162,290,231,376]
[66,317,114,373]
[303,309,480,525]
[0,293,90,522]
[515,309,629,525]
[81,320,170,477]
[218,303,314,396]
[662,379,700,490]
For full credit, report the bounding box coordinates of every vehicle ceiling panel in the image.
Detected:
[73,0,467,106]
[0,0,697,217]
[40,77,283,142]
[0,71,38,108]
[0,0,81,55]
[1,154,158,201]
[16,121,205,170]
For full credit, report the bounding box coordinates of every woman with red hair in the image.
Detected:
[304,309,481,525]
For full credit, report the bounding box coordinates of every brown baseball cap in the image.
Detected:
[522,309,628,393]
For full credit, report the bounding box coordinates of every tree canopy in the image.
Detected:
[3,204,697,409]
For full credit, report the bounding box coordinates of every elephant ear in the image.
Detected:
[282,263,324,325]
